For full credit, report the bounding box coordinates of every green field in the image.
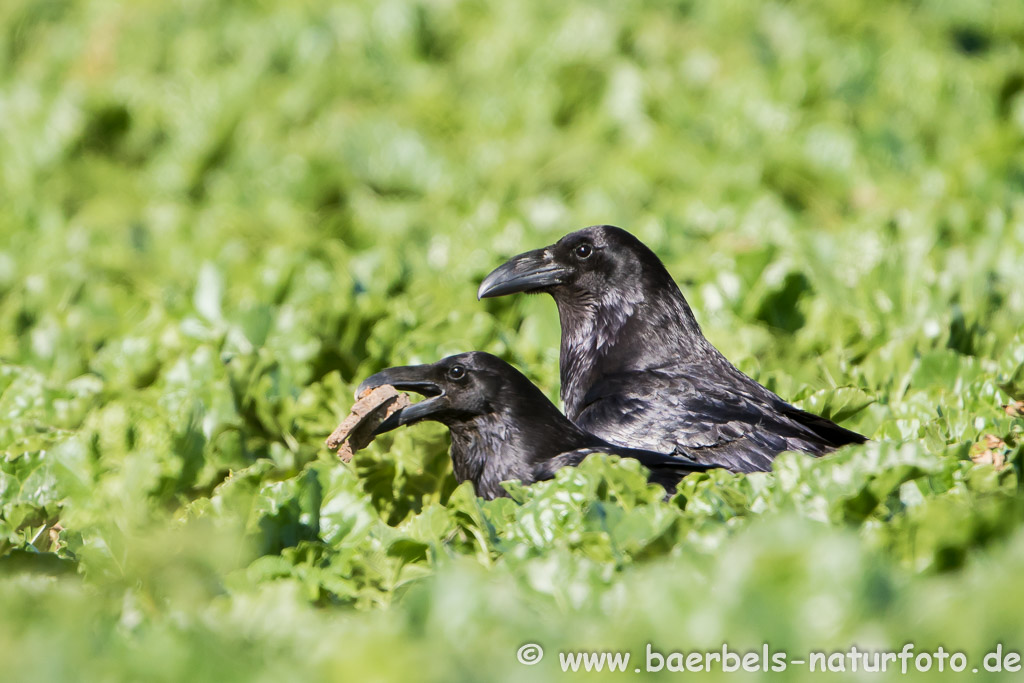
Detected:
[2,0,1024,680]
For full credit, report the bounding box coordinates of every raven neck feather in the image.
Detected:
[555,284,713,419]
[448,413,519,488]
[447,409,601,495]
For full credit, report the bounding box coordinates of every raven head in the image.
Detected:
[477,225,673,303]
[477,225,705,413]
[356,352,535,434]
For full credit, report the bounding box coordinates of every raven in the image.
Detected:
[357,351,713,499]
[478,225,867,472]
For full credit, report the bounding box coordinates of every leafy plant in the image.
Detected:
[2,0,1024,680]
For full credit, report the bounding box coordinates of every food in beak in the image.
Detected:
[325,384,412,461]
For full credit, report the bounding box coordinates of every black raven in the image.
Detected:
[357,352,713,500]
[477,225,867,472]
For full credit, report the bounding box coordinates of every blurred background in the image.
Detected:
[1,0,1023,681]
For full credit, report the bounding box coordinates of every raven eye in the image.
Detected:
[447,365,466,381]
[574,243,593,259]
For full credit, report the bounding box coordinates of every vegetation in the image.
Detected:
[1,0,1023,680]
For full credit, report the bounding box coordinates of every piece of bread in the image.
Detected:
[325,385,411,461]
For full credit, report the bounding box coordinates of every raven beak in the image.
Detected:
[356,364,447,435]
[477,247,569,299]
[369,397,444,436]
[356,364,442,399]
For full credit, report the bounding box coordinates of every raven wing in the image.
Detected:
[571,365,864,473]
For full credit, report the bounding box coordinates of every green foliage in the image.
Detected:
[2,0,1024,680]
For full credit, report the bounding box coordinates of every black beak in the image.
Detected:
[356,365,447,436]
[477,247,569,299]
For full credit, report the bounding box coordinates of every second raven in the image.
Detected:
[478,225,866,472]
[357,352,713,499]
